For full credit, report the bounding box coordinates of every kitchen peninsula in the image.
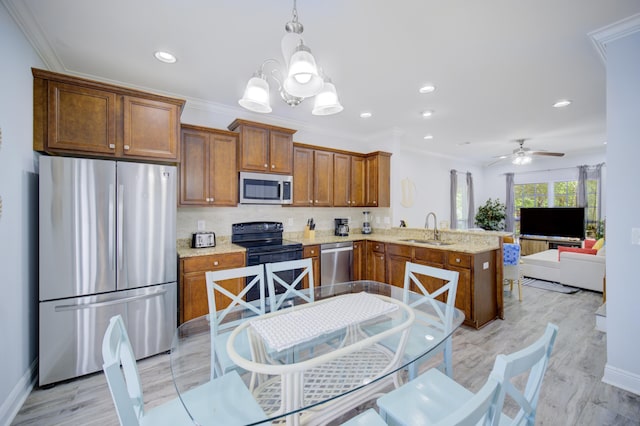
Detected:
[178,228,506,329]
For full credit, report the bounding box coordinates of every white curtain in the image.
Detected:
[450,170,458,229]
[466,172,475,229]
[577,163,604,223]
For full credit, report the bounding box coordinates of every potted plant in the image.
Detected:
[475,198,506,231]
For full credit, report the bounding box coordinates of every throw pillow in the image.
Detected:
[558,246,597,260]
[593,238,605,250]
[583,238,597,249]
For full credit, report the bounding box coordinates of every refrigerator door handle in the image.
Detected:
[117,183,124,270]
[54,290,169,312]
[109,184,115,270]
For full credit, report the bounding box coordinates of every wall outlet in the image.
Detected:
[197,220,205,231]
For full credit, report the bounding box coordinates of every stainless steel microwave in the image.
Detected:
[239,172,293,205]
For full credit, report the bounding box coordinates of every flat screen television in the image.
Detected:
[519,207,585,239]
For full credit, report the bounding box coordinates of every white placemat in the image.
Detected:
[250,292,398,352]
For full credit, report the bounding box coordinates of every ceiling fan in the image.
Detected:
[490,139,564,166]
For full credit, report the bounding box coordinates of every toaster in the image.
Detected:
[191,231,216,248]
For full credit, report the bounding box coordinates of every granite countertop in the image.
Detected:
[178,229,503,258]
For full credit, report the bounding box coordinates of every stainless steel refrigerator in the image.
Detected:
[38,156,177,386]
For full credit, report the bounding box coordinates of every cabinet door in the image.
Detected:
[386,243,412,288]
[47,81,117,154]
[448,265,472,324]
[303,245,321,288]
[366,241,386,282]
[181,273,209,323]
[293,146,314,206]
[180,128,209,205]
[209,134,238,206]
[352,241,365,281]
[269,130,293,174]
[350,156,366,206]
[333,153,351,207]
[239,126,269,171]
[365,155,379,207]
[122,96,180,160]
[313,150,334,206]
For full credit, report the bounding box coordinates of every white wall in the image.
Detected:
[481,148,606,213]
[0,4,44,424]
[603,30,640,395]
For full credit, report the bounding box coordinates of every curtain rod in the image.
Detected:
[503,162,605,176]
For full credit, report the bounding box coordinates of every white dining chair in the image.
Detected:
[102,315,267,426]
[265,258,315,311]
[377,322,559,426]
[403,261,459,380]
[503,243,522,301]
[205,264,269,378]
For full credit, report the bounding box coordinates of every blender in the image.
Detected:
[362,211,372,234]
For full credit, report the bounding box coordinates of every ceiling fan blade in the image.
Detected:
[529,151,564,157]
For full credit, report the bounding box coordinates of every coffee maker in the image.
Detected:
[334,218,349,236]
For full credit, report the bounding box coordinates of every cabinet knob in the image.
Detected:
[455,258,461,263]
[213,261,219,266]
[271,164,275,169]
[124,145,130,150]
[210,197,214,202]
[311,250,315,254]
[309,200,313,203]
[347,200,351,204]
[315,200,318,203]
[264,163,268,168]
[373,200,377,204]
[109,144,115,149]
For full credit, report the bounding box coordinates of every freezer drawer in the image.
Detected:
[39,283,176,386]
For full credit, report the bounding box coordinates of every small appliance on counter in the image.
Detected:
[362,211,372,234]
[191,231,216,248]
[334,218,350,236]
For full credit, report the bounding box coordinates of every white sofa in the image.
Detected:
[521,249,605,292]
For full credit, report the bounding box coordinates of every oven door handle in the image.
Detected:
[248,247,302,258]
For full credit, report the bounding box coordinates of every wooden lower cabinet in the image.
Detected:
[366,241,386,283]
[364,240,499,329]
[179,252,245,323]
[303,245,321,288]
[352,241,366,281]
[386,243,412,288]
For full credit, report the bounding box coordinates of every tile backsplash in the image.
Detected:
[177,206,392,239]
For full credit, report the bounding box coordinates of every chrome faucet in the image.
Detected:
[425,212,440,241]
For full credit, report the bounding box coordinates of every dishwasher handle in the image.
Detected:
[321,246,354,254]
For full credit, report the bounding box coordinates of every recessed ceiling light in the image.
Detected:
[419,85,436,94]
[423,134,433,140]
[154,51,177,64]
[553,99,571,108]
[360,112,372,119]
[422,110,434,118]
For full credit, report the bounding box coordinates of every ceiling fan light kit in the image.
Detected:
[491,139,565,166]
[238,0,343,116]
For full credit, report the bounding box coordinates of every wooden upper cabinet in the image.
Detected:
[333,153,350,207]
[122,96,179,160]
[46,81,117,154]
[366,152,391,207]
[350,155,366,206]
[33,68,185,162]
[179,124,238,206]
[293,145,314,206]
[228,119,296,174]
[313,150,334,206]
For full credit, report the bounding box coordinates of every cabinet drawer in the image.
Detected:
[303,245,320,257]
[370,242,385,253]
[447,252,471,269]
[182,252,245,273]
[387,243,412,257]
[414,247,445,264]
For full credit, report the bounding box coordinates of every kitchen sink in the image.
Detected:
[399,239,454,246]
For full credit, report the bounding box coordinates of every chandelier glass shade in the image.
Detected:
[238,0,342,115]
[512,153,532,165]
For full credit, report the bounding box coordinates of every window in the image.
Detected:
[456,180,469,229]
[513,183,548,234]
[553,181,577,207]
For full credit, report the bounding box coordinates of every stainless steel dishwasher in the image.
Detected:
[321,241,353,286]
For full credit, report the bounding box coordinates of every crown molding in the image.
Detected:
[589,13,640,64]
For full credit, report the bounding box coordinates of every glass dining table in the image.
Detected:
[170,280,464,426]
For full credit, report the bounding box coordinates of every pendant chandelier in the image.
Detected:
[238,0,343,116]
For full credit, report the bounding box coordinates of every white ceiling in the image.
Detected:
[5,0,640,165]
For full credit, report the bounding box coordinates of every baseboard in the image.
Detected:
[603,364,640,396]
[0,359,37,426]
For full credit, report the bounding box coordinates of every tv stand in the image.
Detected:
[520,235,582,256]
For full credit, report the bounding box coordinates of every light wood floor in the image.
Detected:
[12,285,640,425]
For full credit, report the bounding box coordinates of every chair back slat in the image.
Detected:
[265,258,315,311]
[102,315,144,425]
[433,375,502,426]
[491,323,559,426]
